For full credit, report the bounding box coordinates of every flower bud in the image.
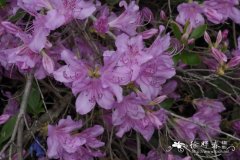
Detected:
[160,10,167,21]
[140,28,158,39]
[204,31,212,46]
[211,47,227,63]
[227,55,240,68]
[222,29,229,41]
[42,51,55,74]
[215,31,222,47]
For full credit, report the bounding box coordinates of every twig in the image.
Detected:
[17,119,24,160]
[165,109,240,141]
[35,78,53,123]
[136,133,141,158]
[233,22,237,48]
[0,74,33,158]
[167,0,172,19]
[178,69,240,106]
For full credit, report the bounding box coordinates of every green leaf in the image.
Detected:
[190,24,207,39]
[173,54,181,64]
[160,99,174,110]
[0,0,6,7]
[9,10,26,22]
[105,0,120,5]
[27,88,44,116]
[0,116,17,146]
[181,52,201,65]
[171,21,182,40]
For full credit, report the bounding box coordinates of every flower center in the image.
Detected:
[88,67,101,78]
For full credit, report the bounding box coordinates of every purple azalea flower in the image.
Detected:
[54,49,131,115]
[0,32,20,70]
[106,33,152,81]
[1,21,55,78]
[47,116,105,160]
[108,1,141,35]
[93,5,111,34]
[203,5,223,24]
[232,120,240,136]
[0,115,10,125]
[203,0,240,24]
[18,0,96,52]
[18,0,96,23]
[224,149,240,160]
[175,99,225,141]
[192,110,222,140]
[193,98,225,113]
[160,80,180,100]
[176,2,205,28]
[139,29,158,40]
[112,93,167,141]
[211,47,227,64]
[175,119,198,141]
[227,37,240,68]
[136,32,175,99]
[0,92,19,125]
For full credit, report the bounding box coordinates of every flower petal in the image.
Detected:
[76,91,96,115]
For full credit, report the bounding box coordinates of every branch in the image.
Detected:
[164,109,240,141]
[0,74,33,158]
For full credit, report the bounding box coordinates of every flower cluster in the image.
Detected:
[175,99,225,141]
[47,116,104,160]
[176,0,240,28]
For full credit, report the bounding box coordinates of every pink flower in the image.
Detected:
[42,51,55,74]
[54,49,131,114]
[18,0,96,23]
[139,29,158,40]
[175,119,198,141]
[47,116,105,159]
[112,93,167,141]
[232,120,240,136]
[227,37,240,68]
[175,99,225,141]
[136,32,175,99]
[203,0,240,24]
[211,47,227,64]
[93,6,111,34]
[18,0,96,53]
[0,114,10,125]
[176,2,205,28]
[193,98,225,113]
[108,1,141,35]
[224,149,240,160]
[1,21,55,78]
[0,92,19,125]
[203,6,223,24]
[107,34,152,81]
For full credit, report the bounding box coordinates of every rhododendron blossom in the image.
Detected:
[47,116,104,159]
[112,93,167,141]
[54,49,131,114]
[176,2,204,28]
